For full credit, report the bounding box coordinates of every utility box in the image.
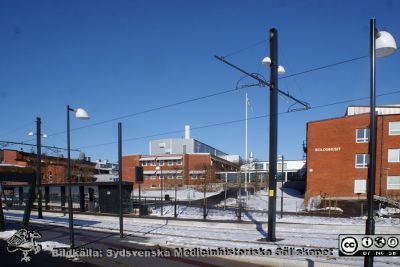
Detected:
[98,182,132,214]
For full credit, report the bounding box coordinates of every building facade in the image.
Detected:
[0,149,96,184]
[306,106,400,199]
[122,153,238,189]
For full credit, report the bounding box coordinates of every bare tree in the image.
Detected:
[198,163,216,220]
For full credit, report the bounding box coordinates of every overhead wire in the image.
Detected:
[75,89,400,151]
[46,54,368,137]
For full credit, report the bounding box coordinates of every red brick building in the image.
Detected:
[306,106,400,199]
[122,153,238,189]
[0,149,96,184]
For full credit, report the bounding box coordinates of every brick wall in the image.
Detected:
[306,114,400,198]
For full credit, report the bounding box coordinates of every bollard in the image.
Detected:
[361,203,364,217]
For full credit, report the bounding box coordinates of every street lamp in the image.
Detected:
[261,32,286,241]
[365,18,396,267]
[67,105,89,248]
[28,118,47,219]
[155,166,163,216]
[262,57,286,74]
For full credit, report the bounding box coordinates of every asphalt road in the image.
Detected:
[2,221,270,267]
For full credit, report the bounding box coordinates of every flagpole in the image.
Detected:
[245,92,248,200]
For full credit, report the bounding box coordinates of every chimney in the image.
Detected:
[185,125,190,139]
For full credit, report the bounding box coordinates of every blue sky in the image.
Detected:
[0,0,399,162]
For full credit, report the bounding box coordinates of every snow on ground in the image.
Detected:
[377,207,400,216]
[2,210,400,267]
[132,188,223,201]
[0,230,17,239]
[149,205,400,226]
[217,188,305,212]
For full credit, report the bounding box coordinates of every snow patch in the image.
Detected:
[0,230,17,240]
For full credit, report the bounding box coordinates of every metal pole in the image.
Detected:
[67,105,75,248]
[118,122,123,238]
[267,28,278,242]
[245,92,248,200]
[139,183,141,216]
[203,180,206,220]
[36,117,43,219]
[174,175,177,218]
[379,116,384,196]
[238,171,242,221]
[365,18,376,267]
[280,155,284,219]
[224,174,227,210]
[160,168,163,216]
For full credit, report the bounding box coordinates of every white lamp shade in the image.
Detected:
[278,65,286,74]
[75,108,89,120]
[376,31,397,58]
[155,166,160,171]
[262,56,271,65]
[42,134,48,138]
[28,132,34,136]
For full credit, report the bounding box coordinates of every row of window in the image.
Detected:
[354,176,400,193]
[356,122,400,143]
[145,174,182,180]
[144,174,204,180]
[142,159,182,166]
[355,149,400,168]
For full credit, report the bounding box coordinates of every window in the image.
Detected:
[191,174,199,180]
[387,176,400,190]
[159,142,166,148]
[355,154,369,168]
[255,163,264,170]
[388,149,400,162]
[354,179,367,193]
[389,122,400,135]
[176,159,182,165]
[150,175,156,180]
[150,161,156,166]
[176,175,183,179]
[168,160,173,166]
[159,174,164,180]
[159,160,164,166]
[168,174,173,179]
[151,184,157,188]
[356,129,369,143]
[142,161,147,166]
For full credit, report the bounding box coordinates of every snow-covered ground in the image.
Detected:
[149,205,400,226]
[2,187,400,266]
[132,187,223,201]
[216,188,305,212]
[2,209,400,267]
[246,188,305,212]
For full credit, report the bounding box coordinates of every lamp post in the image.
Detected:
[278,155,284,219]
[67,105,89,248]
[365,18,397,267]
[118,122,123,238]
[156,166,163,216]
[28,118,47,219]
[262,29,285,242]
